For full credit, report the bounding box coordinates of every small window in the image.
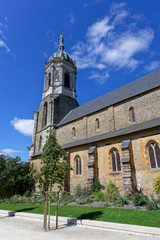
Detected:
[64,73,70,88]
[39,136,42,151]
[42,102,48,127]
[48,72,51,86]
[75,155,82,175]
[148,142,160,168]
[129,107,136,122]
[95,118,100,131]
[72,127,76,138]
[111,149,121,172]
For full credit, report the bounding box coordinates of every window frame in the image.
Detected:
[111,148,121,172]
[148,142,160,169]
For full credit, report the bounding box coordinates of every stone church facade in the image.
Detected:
[29,35,160,195]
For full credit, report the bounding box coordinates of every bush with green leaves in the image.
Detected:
[74,184,82,197]
[105,181,119,202]
[131,193,148,206]
[153,177,160,194]
[93,191,105,202]
[90,179,105,193]
[60,191,76,204]
[146,197,158,210]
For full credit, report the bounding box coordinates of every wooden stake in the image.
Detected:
[56,192,59,229]
[43,193,48,231]
[48,195,51,230]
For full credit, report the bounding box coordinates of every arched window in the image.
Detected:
[39,136,42,151]
[148,142,160,168]
[75,155,82,175]
[111,149,121,172]
[64,73,70,88]
[95,118,100,131]
[72,127,76,138]
[129,107,136,122]
[48,72,51,86]
[42,102,48,127]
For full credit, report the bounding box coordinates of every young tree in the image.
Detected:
[35,131,71,192]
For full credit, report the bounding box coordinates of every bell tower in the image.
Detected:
[29,35,78,159]
[42,35,77,100]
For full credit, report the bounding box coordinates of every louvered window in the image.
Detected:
[148,142,160,169]
[111,149,121,172]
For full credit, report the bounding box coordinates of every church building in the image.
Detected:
[29,35,160,195]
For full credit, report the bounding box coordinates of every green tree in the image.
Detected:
[0,155,34,197]
[0,155,9,196]
[35,131,71,192]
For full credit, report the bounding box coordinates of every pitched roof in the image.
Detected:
[58,68,160,126]
[62,117,160,149]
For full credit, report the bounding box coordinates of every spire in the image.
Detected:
[58,35,64,51]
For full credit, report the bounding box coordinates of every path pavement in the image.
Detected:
[0,210,160,240]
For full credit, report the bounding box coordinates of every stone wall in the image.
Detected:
[56,88,160,147]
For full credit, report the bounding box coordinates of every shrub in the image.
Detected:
[106,181,119,195]
[153,177,160,194]
[93,191,105,202]
[60,191,75,204]
[105,181,119,202]
[31,192,45,204]
[74,184,82,197]
[146,199,158,210]
[10,195,23,204]
[85,197,93,204]
[90,179,105,193]
[131,193,148,206]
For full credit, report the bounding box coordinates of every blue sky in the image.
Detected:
[0,0,160,161]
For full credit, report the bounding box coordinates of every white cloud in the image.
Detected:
[71,3,154,84]
[143,61,160,73]
[0,18,10,52]
[0,148,22,155]
[11,117,34,137]
[69,13,77,24]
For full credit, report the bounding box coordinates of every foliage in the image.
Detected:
[153,177,160,194]
[0,155,35,197]
[60,191,76,204]
[146,196,159,210]
[90,179,105,193]
[34,130,72,191]
[105,181,119,202]
[74,184,82,197]
[131,193,148,206]
[106,181,119,195]
[93,191,105,202]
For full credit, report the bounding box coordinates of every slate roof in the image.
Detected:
[58,68,160,126]
[62,118,160,149]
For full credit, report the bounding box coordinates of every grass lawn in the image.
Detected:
[0,203,160,228]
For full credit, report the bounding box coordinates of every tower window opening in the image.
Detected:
[64,73,70,88]
[42,102,48,127]
[39,136,42,151]
[48,72,51,86]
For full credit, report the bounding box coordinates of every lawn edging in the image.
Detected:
[0,209,160,236]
